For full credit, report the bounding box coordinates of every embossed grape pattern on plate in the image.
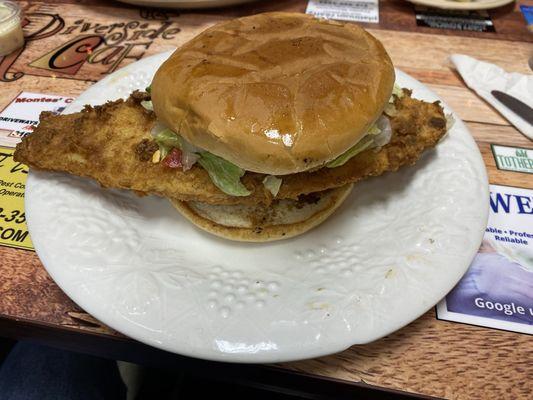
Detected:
[25,51,489,363]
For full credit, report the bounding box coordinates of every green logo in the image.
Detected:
[491,144,533,174]
[516,149,528,158]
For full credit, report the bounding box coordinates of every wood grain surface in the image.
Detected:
[0,1,532,399]
[279,311,532,399]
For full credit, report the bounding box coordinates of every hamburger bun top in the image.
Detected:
[151,12,395,175]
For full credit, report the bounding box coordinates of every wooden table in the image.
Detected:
[1,1,532,398]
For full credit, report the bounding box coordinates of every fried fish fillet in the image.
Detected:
[14,91,448,206]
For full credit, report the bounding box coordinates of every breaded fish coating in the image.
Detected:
[14,91,447,205]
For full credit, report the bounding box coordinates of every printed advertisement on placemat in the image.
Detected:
[0,91,74,251]
[414,6,495,32]
[306,0,379,23]
[0,146,32,251]
[0,92,74,147]
[437,184,533,334]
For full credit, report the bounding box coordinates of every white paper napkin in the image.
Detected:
[450,54,533,140]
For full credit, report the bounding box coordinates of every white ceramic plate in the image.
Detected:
[25,51,489,363]
[407,0,514,10]
[116,0,259,9]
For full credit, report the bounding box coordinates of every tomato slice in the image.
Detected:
[162,148,182,168]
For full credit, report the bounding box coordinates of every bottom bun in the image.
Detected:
[170,184,353,242]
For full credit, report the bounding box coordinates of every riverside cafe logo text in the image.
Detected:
[0,7,181,82]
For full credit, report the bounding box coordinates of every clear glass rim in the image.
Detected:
[0,1,21,24]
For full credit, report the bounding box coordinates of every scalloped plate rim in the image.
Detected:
[24,50,489,363]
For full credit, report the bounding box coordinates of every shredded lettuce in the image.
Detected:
[326,115,392,169]
[154,128,180,160]
[154,129,251,196]
[445,113,455,131]
[386,84,405,115]
[326,136,374,168]
[367,124,381,136]
[146,85,151,94]
[384,102,397,117]
[390,84,404,102]
[262,175,282,197]
[198,152,251,197]
[140,100,153,111]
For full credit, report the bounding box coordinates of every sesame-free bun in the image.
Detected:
[170,184,353,242]
[151,12,394,175]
